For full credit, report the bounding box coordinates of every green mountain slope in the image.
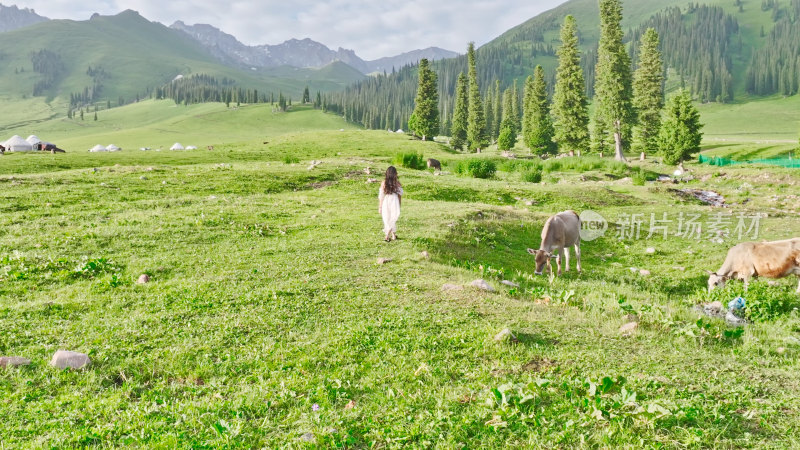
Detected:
[0,10,364,128]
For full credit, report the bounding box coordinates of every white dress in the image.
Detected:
[379,183,403,235]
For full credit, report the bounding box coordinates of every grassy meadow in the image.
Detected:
[2,104,800,447]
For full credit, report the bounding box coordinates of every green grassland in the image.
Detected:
[2,106,800,446]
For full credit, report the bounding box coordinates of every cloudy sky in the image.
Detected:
[11,0,565,59]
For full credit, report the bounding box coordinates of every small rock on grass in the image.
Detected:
[646,247,656,254]
[725,311,747,327]
[300,432,316,443]
[620,322,639,336]
[639,269,651,276]
[441,284,463,291]
[137,274,151,284]
[377,258,392,265]
[501,280,520,288]
[470,279,495,292]
[704,301,723,316]
[0,356,31,368]
[494,328,519,344]
[50,350,90,370]
[420,251,430,259]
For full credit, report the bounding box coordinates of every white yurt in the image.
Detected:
[26,135,42,148]
[89,144,108,152]
[106,144,121,152]
[4,135,33,152]
[170,143,184,150]
[185,145,197,150]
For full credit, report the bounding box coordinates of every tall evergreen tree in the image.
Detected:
[302,86,310,104]
[492,80,502,142]
[484,90,494,144]
[524,66,557,155]
[511,79,521,132]
[657,89,703,165]
[409,58,440,140]
[498,87,518,151]
[451,72,469,150]
[552,15,591,154]
[632,28,665,154]
[593,0,635,162]
[466,42,488,152]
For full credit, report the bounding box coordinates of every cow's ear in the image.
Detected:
[527,248,536,255]
[705,270,714,275]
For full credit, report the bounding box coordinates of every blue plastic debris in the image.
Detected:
[728,297,746,311]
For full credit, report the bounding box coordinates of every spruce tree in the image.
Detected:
[524,66,557,155]
[657,89,703,165]
[498,87,517,151]
[302,86,310,104]
[552,15,590,155]
[492,80,502,142]
[466,42,488,152]
[511,79,521,132]
[522,76,534,145]
[632,28,664,154]
[451,72,469,150]
[594,0,635,162]
[484,90,494,144]
[409,58,440,140]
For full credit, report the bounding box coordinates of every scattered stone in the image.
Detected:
[366,178,379,184]
[777,347,786,355]
[620,322,639,336]
[139,176,147,180]
[376,258,392,265]
[363,167,372,175]
[525,200,535,206]
[639,269,651,276]
[501,280,520,288]
[344,400,356,410]
[785,336,800,345]
[0,356,31,368]
[646,247,656,254]
[704,301,723,316]
[470,279,495,292]
[674,266,686,271]
[725,311,747,327]
[50,350,90,370]
[441,283,463,291]
[420,251,430,259]
[629,267,638,273]
[137,274,151,284]
[494,328,518,344]
[299,432,316,443]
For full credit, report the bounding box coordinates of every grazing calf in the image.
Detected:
[0,144,5,154]
[427,158,441,171]
[208,145,214,151]
[708,238,800,292]
[528,210,582,276]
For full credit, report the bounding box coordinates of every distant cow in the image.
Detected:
[528,210,582,276]
[427,158,441,171]
[0,144,5,154]
[708,238,800,292]
[43,143,65,153]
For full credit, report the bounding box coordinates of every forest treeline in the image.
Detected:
[323,2,800,133]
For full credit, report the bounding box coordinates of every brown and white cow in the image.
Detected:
[707,238,800,292]
[528,210,582,276]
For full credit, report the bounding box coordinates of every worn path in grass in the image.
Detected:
[2,120,800,446]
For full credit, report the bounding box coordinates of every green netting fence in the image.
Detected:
[698,154,800,168]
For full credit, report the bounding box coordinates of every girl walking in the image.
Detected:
[378,166,403,242]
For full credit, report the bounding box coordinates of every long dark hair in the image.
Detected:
[383,166,401,195]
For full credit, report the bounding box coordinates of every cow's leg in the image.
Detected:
[743,277,749,292]
[574,243,582,273]
[555,248,562,276]
[563,247,570,273]
[796,277,799,293]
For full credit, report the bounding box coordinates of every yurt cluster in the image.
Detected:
[0,135,64,153]
[89,142,199,152]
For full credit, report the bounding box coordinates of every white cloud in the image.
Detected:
[12,0,565,59]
